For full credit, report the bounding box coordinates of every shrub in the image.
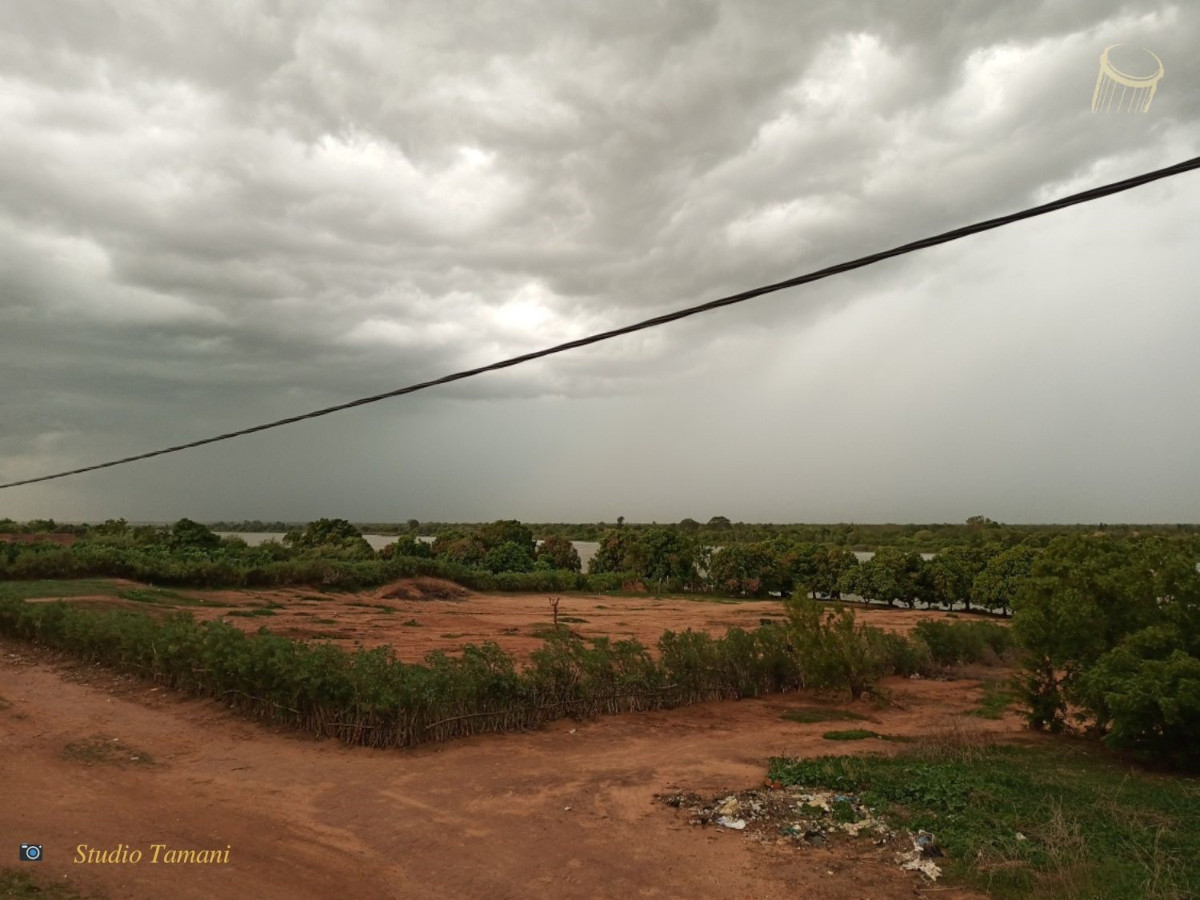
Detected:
[912,619,1014,667]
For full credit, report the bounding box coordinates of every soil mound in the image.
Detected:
[376,577,472,602]
[0,533,77,546]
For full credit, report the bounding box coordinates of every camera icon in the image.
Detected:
[20,844,43,862]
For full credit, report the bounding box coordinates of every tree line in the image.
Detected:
[0,516,1196,766]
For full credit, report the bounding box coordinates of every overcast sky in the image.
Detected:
[1,1,1197,525]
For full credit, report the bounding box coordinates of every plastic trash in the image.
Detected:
[716,796,740,817]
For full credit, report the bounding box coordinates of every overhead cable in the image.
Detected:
[3,154,1198,490]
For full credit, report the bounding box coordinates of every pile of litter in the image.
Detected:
[658,784,943,882]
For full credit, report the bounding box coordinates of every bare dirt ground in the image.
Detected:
[28,577,983,662]
[2,583,1018,899]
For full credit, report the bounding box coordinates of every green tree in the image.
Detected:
[534,536,581,572]
[840,558,899,607]
[786,598,891,700]
[438,536,488,567]
[589,529,639,575]
[477,520,535,555]
[638,528,698,586]
[1012,536,1196,745]
[168,518,221,551]
[871,548,924,608]
[708,543,786,596]
[926,545,990,611]
[972,544,1037,615]
[284,518,374,560]
[380,536,432,560]
[809,546,859,599]
[484,541,536,573]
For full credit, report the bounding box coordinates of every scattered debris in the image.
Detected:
[897,831,943,881]
[657,784,942,883]
[716,795,740,817]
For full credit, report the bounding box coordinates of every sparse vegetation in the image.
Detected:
[63,737,154,767]
[821,729,880,741]
[769,741,1200,898]
[0,869,89,898]
[971,678,1019,719]
[780,706,874,725]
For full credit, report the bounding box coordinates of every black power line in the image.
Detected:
[3,154,1199,491]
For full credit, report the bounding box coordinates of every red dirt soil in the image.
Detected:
[2,584,1016,898]
[33,578,994,663]
[0,533,77,546]
[0,680,1019,898]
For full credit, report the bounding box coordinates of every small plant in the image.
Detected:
[970,678,1018,719]
[780,707,874,725]
[822,729,881,741]
[831,798,859,823]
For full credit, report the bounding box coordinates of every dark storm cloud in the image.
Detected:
[0,0,1197,519]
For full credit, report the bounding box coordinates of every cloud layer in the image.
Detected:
[1,1,1197,523]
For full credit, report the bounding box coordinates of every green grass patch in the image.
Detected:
[225,608,277,618]
[118,587,209,606]
[439,632,464,639]
[676,592,782,605]
[823,729,877,741]
[970,678,1019,720]
[0,868,90,898]
[781,706,874,725]
[401,619,421,627]
[769,743,1200,898]
[0,579,123,600]
[557,616,588,624]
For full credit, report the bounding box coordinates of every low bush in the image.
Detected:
[0,592,804,750]
[912,619,1015,667]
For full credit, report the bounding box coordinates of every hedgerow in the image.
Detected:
[0,594,803,749]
